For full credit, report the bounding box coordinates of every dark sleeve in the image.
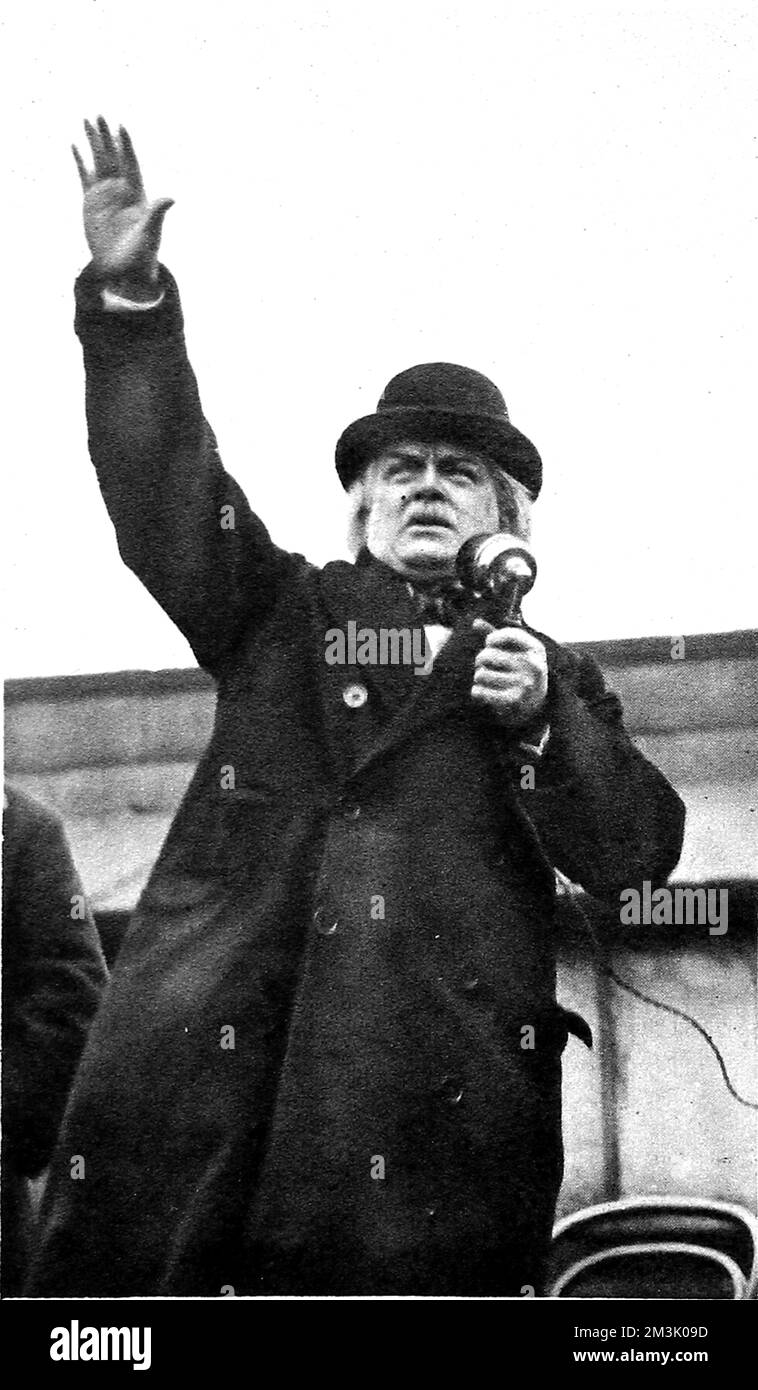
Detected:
[523,647,686,904]
[75,264,298,674]
[2,795,109,1178]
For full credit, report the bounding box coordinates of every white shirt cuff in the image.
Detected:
[101,286,166,312]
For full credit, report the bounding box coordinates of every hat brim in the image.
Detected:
[335,408,542,496]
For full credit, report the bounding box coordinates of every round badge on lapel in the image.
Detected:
[342,682,368,708]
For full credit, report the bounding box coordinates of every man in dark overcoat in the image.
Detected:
[28,119,685,1297]
[2,786,108,1294]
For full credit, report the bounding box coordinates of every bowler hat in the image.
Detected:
[335,362,542,496]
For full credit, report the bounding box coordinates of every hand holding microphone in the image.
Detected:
[456,532,548,730]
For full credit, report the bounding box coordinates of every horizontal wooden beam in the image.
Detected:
[6,644,756,775]
[4,629,757,705]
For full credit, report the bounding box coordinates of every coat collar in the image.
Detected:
[318,548,424,712]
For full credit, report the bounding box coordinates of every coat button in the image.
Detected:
[313,906,339,936]
[343,682,368,708]
[434,1074,464,1106]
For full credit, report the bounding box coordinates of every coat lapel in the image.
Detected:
[347,617,485,780]
[318,551,430,712]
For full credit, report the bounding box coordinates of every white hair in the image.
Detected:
[346,461,534,557]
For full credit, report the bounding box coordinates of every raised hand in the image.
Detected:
[73,116,174,290]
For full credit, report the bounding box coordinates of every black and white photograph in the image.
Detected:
[2,0,756,1359]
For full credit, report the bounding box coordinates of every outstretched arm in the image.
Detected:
[72,118,295,672]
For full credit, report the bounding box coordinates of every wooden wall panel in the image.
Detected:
[5,690,214,772]
[612,941,757,1210]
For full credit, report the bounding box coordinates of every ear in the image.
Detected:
[346,474,372,556]
[494,470,532,541]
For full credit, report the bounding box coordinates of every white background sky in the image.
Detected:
[2,0,756,678]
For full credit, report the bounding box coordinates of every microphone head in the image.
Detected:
[455,532,537,599]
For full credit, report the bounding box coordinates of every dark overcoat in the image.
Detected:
[29,267,685,1297]
[2,786,108,1294]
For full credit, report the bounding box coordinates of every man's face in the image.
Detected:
[364,440,499,578]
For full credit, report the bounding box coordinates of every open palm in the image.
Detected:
[73,116,173,282]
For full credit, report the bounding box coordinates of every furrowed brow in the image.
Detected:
[384,448,427,463]
[437,453,488,473]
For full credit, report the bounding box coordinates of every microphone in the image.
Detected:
[455,532,537,626]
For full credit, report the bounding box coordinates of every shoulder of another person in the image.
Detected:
[4,784,64,840]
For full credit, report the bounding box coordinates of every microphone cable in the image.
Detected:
[566,885,758,1112]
